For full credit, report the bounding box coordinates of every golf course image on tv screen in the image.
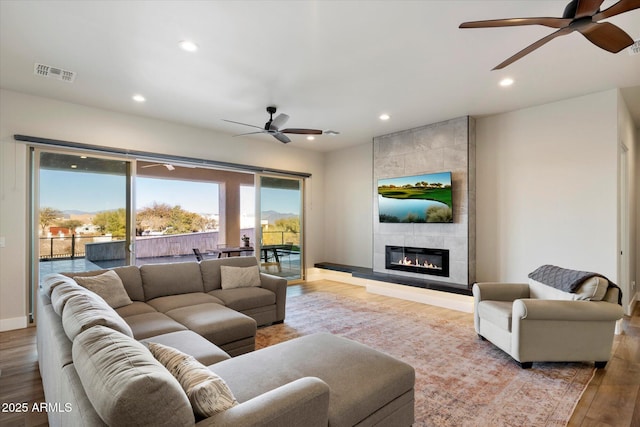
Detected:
[378,171,453,223]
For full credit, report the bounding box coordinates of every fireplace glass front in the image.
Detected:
[385,246,449,277]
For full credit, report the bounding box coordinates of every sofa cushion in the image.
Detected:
[147,292,224,313]
[220,265,261,289]
[115,301,157,318]
[477,300,513,332]
[73,270,133,309]
[40,273,72,298]
[165,303,256,346]
[122,312,188,340]
[51,282,91,316]
[211,333,415,427]
[200,256,260,292]
[142,331,231,366]
[529,278,608,301]
[210,287,276,312]
[62,293,134,341]
[140,262,205,300]
[112,265,146,301]
[148,342,238,417]
[72,326,194,427]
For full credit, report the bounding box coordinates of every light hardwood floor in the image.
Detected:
[1,281,638,427]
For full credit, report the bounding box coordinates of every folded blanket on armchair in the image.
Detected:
[528,264,622,305]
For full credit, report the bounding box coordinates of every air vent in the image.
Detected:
[33,63,76,82]
[629,40,640,56]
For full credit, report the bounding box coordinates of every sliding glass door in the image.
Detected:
[257,175,303,282]
[34,150,131,278]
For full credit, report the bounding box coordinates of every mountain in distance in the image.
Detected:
[62,209,98,216]
[261,210,297,224]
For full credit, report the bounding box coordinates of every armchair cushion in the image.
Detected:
[477,301,512,332]
[528,277,609,301]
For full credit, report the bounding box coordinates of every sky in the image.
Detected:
[40,170,300,215]
[378,171,451,187]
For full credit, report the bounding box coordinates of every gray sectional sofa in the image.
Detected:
[38,255,415,426]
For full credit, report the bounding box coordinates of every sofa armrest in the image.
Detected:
[196,377,329,427]
[259,273,287,322]
[473,283,529,302]
[513,299,624,322]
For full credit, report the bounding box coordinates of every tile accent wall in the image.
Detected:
[373,116,476,286]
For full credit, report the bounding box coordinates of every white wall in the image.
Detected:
[617,90,639,313]
[475,90,619,282]
[323,142,373,268]
[320,90,627,290]
[0,89,325,330]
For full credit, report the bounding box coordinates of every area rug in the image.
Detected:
[255,285,595,427]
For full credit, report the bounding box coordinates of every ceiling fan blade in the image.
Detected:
[222,119,264,130]
[273,132,291,144]
[460,17,571,29]
[280,128,323,135]
[492,27,574,69]
[574,0,606,18]
[232,131,266,137]
[269,113,290,131]
[594,0,640,20]
[578,21,635,52]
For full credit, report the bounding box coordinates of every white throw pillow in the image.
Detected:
[220,265,261,290]
[148,342,238,417]
[74,270,133,308]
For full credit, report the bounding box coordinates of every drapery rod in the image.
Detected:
[13,134,312,179]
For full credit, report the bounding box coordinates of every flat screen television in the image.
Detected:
[378,171,453,223]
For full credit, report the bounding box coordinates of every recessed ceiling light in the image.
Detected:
[70,164,77,169]
[179,40,199,52]
[306,136,315,141]
[379,113,390,121]
[132,94,146,102]
[499,78,514,87]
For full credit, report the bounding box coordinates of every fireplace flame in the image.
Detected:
[396,256,442,270]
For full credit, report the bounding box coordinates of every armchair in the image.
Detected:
[473,277,624,369]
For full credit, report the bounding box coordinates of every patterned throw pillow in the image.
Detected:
[147,342,238,417]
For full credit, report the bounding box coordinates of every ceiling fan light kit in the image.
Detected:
[223,106,324,144]
[459,0,640,69]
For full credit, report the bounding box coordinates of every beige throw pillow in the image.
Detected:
[148,342,238,417]
[74,270,133,308]
[220,265,261,290]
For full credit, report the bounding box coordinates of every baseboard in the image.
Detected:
[366,281,474,313]
[0,316,28,332]
[306,267,368,286]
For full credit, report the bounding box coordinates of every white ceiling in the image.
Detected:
[1,1,639,152]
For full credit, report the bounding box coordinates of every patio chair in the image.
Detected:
[276,243,296,270]
[192,248,204,262]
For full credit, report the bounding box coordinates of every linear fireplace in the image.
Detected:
[385,246,450,277]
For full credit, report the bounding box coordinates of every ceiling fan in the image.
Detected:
[223,106,323,144]
[459,0,640,70]
[140,163,175,171]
